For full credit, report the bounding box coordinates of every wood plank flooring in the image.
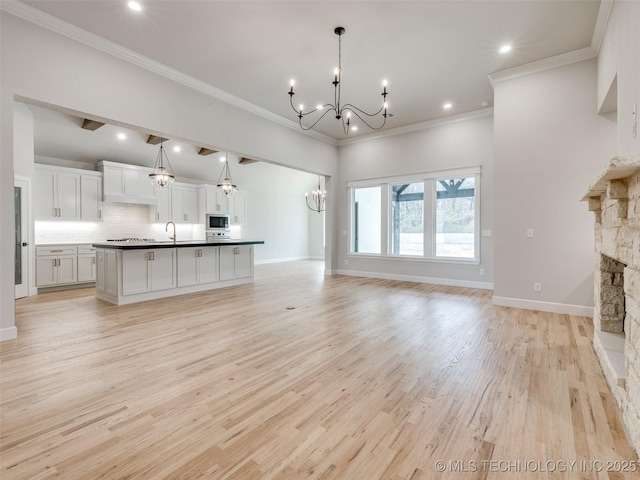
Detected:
[1,260,639,479]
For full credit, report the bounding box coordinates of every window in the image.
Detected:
[348,167,480,263]
[352,186,381,254]
[435,176,476,259]
[391,182,424,256]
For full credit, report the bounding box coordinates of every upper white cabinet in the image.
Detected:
[151,186,171,223]
[98,160,156,205]
[230,190,248,225]
[35,165,103,222]
[198,186,247,225]
[171,184,199,223]
[34,166,81,221]
[80,172,103,221]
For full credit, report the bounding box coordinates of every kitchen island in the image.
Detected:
[92,239,264,305]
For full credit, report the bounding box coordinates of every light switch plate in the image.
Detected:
[527,228,534,238]
[482,229,492,237]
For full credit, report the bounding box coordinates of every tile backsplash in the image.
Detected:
[35,204,207,244]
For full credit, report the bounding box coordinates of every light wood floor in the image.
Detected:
[1,261,638,479]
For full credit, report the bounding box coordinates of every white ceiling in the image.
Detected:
[13,0,602,173]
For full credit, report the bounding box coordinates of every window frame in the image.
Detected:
[348,166,481,265]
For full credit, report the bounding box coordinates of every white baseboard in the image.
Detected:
[324,269,338,276]
[255,256,311,265]
[492,296,594,317]
[337,269,494,290]
[0,326,18,342]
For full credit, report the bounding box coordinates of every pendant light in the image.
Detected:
[149,140,175,189]
[217,155,237,197]
[288,27,392,135]
[305,177,326,212]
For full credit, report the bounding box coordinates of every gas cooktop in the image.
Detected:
[106,238,156,243]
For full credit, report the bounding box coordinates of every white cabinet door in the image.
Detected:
[78,254,97,282]
[171,187,185,223]
[177,248,199,287]
[57,256,78,284]
[219,246,252,281]
[96,249,105,292]
[103,166,123,196]
[34,169,57,220]
[153,186,171,223]
[122,250,151,295]
[149,249,176,291]
[56,172,81,221]
[230,191,247,225]
[199,247,219,284]
[36,257,57,287]
[104,249,118,296]
[184,188,199,223]
[80,174,103,221]
[219,246,236,281]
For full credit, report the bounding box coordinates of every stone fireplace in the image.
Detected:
[583,154,640,455]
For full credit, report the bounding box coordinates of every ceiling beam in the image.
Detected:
[197,147,217,156]
[239,157,258,165]
[81,119,105,131]
[146,135,168,145]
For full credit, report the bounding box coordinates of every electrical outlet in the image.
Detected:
[527,228,534,238]
[479,268,485,276]
[345,259,348,265]
[534,282,541,292]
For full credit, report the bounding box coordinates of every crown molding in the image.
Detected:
[337,108,494,147]
[0,1,338,146]
[489,46,597,87]
[591,0,614,55]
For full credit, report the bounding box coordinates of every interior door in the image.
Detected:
[15,178,30,298]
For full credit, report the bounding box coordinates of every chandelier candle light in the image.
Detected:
[288,27,392,135]
[305,177,326,213]
[217,156,237,197]
[149,140,175,189]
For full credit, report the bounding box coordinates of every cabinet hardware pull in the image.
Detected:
[98,210,102,219]
[51,250,63,253]
[156,212,159,221]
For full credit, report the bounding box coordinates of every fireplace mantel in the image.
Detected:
[581,154,640,202]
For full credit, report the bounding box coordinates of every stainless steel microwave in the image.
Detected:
[205,213,230,231]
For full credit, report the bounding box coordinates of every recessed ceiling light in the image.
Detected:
[173,146,181,153]
[499,45,512,54]
[351,126,358,131]
[316,104,324,110]
[117,133,126,140]
[443,103,452,109]
[127,1,142,12]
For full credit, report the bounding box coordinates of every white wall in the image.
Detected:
[336,114,494,288]
[597,0,640,153]
[493,58,617,314]
[0,11,338,340]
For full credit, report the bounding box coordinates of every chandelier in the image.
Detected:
[216,156,237,197]
[288,27,392,135]
[149,140,175,189]
[305,177,326,213]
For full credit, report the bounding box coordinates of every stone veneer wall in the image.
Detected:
[588,157,640,455]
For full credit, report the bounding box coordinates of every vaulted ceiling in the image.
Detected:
[5,1,603,176]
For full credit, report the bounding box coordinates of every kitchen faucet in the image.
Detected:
[166,221,176,244]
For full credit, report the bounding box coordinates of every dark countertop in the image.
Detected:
[93,239,264,250]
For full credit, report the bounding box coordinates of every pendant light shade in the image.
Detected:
[149,140,175,189]
[217,157,237,197]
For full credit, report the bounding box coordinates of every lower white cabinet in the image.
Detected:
[77,246,97,283]
[122,249,176,296]
[177,247,219,287]
[96,249,117,296]
[36,245,97,288]
[219,245,253,281]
